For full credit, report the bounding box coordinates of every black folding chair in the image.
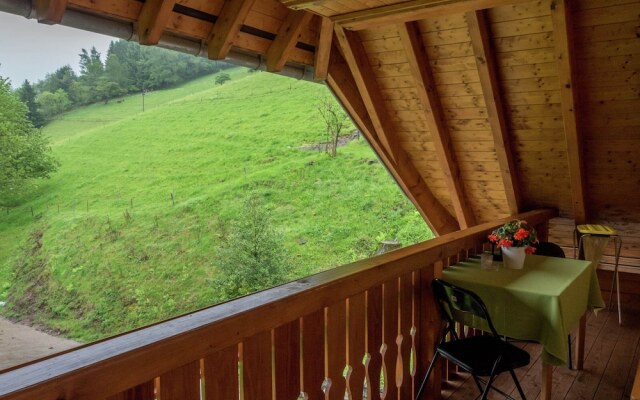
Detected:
[416,279,530,400]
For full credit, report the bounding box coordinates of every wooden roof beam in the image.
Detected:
[137,0,177,45]
[398,22,476,229]
[467,10,522,215]
[333,25,401,164]
[207,0,257,60]
[35,0,68,24]
[333,0,534,31]
[266,10,312,72]
[280,0,323,10]
[551,0,587,224]
[313,17,334,81]
[326,47,459,235]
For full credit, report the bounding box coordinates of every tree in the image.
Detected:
[36,89,71,121]
[78,47,105,103]
[0,79,58,204]
[215,73,231,85]
[316,96,349,157]
[16,80,44,127]
[213,198,292,299]
[37,65,77,96]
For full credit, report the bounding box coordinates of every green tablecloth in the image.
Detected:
[442,255,605,365]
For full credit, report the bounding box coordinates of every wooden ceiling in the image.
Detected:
[5,0,639,254]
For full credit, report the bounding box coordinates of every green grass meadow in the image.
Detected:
[0,69,433,341]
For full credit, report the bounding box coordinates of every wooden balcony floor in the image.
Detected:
[442,292,640,400]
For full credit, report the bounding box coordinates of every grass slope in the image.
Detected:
[0,69,433,341]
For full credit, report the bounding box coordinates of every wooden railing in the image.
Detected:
[0,209,556,400]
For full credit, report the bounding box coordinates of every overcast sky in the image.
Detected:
[0,12,114,88]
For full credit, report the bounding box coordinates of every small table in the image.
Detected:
[441,255,604,399]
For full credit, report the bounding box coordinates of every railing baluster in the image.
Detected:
[106,380,155,400]
[382,279,399,400]
[242,330,272,400]
[159,361,200,400]
[302,310,325,399]
[347,293,366,400]
[416,265,441,399]
[366,286,383,400]
[203,344,239,400]
[399,273,413,398]
[326,301,347,399]
[274,320,301,399]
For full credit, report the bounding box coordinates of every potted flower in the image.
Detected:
[488,220,538,269]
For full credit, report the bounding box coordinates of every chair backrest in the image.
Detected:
[431,279,500,337]
[534,241,566,258]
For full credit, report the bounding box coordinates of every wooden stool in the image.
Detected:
[573,224,622,324]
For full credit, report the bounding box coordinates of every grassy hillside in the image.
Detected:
[0,68,433,341]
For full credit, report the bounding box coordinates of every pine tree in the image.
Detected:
[17,80,44,127]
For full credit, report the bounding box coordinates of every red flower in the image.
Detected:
[488,234,499,243]
[525,246,536,255]
[498,239,513,248]
[514,228,529,241]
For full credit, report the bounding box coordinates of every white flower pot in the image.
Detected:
[502,246,526,269]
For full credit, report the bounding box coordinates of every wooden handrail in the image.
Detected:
[0,209,557,400]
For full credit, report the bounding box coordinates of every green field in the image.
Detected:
[0,68,433,342]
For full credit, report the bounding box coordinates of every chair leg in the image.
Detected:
[480,358,502,400]
[567,334,573,370]
[416,352,440,400]
[509,368,527,400]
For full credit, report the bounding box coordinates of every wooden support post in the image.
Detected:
[398,22,476,229]
[551,0,587,224]
[466,10,522,215]
[333,25,401,164]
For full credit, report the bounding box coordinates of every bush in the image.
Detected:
[215,73,231,86]
[213,197,292,299]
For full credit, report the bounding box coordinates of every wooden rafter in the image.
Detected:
[333,25,400,163]
[35,0,68,24]
[397,22,476,228]
[137,0,177,45]
[326,46,459,235]
[466,10,521,215]
[280,0,324,10]
[313,17,334,81]
[266,10,312,72]
[551,0,587,224]
[333,0,533,31]
[207,0,257,60]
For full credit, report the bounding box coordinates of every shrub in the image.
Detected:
[213,197,292,299]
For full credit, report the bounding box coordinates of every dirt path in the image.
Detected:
[0,317,77,370]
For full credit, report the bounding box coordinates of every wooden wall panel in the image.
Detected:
[487,0,573,217]
[570,0,640,272]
